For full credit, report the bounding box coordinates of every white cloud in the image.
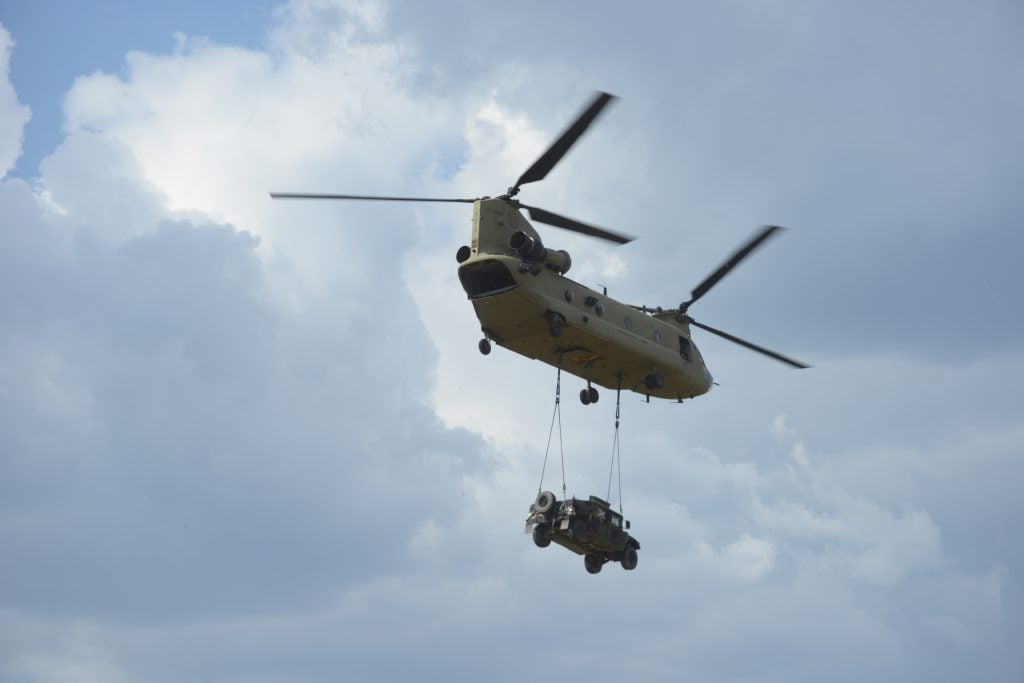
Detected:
[755,417,945,586]
[2,2,1023,682]
[702,532,777,581]
[0,24,31,178]
[1,4,490,648]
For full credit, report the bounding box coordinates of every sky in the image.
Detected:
[1,0,1022,681]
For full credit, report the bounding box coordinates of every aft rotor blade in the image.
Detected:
[512,92,617,192]
[522,203,634,245]
[270,192,476,203]
[687,225,784,308]
[689,319,809,369]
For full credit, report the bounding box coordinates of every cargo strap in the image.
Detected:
[606,375,624,514]
[538,366,568,501]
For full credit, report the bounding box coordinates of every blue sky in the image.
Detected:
[3,0,277,178]
[1,1,1023,681]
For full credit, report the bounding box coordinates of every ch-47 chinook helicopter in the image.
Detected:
[272,92,808,405]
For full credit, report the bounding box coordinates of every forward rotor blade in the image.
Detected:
[687,225,783,308]
[521,203,634,245]
[270,192,476,203]
[512,91,617,192]
[689,319,809,369]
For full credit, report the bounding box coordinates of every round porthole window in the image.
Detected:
[623,316,633,331]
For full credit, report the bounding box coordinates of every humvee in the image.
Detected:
[525,491,640,574]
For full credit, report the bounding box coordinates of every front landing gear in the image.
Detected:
[478,338,491,355]
[579,383,599,405]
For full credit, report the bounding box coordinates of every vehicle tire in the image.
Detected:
[478,338,491,355]
[534,490,556,514]
[621,545,638,570]
[548,318,563,337]
[579,388,591,405]
[532,526,551,548]
[644,372,664,391]
[584,554,603,574]
[588,386,599,404]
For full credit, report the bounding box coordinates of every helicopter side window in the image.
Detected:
[458,260,517,299]
[679,336,692,362]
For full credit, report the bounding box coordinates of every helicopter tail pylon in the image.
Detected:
[670,225,809,369]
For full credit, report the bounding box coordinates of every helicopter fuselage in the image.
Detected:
[457,198,713,400]
[272,92,805,398]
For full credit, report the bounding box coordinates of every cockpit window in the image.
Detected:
[458,260,516,299]
[679,336,692,362]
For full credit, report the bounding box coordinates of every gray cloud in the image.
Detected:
[1,2,1022,681]
[0,128,487,630]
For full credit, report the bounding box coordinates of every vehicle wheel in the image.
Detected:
[478,338,491,355]
[534,490,556,513]
[621,546,638,570]
[579,388,591,405]
[584,554,603,574]
[644,372,664,391]
[588,386,599,403]
[532,526,551,548]
[548,317,563,337]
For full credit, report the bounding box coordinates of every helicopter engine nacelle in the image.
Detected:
[509,231,572,274]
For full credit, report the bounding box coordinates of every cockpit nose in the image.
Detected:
[457,259,517,299]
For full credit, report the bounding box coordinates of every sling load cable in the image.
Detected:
[537,365,568,501]
[606,374,624,515]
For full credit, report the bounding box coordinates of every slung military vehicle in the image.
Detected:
[526,491,640,574]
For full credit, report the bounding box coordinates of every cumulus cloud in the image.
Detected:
[702,532,777,581]
[2,2,1023,682]
[0,136,483,624]
[0,8,491,675]
[0,24,31,177]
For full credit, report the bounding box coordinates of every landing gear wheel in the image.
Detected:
[621,546,638,570]
[584,554,604,575]
[644,372,664,391]
[588,386,599,403]
[548,317,563,338]
[532,526,551,548]
[478,338,491,355]
[534,490,556,514]
[579,388,591,405]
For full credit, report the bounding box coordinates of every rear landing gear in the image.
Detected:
[478,338,491,355]
[579,383,599,405]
